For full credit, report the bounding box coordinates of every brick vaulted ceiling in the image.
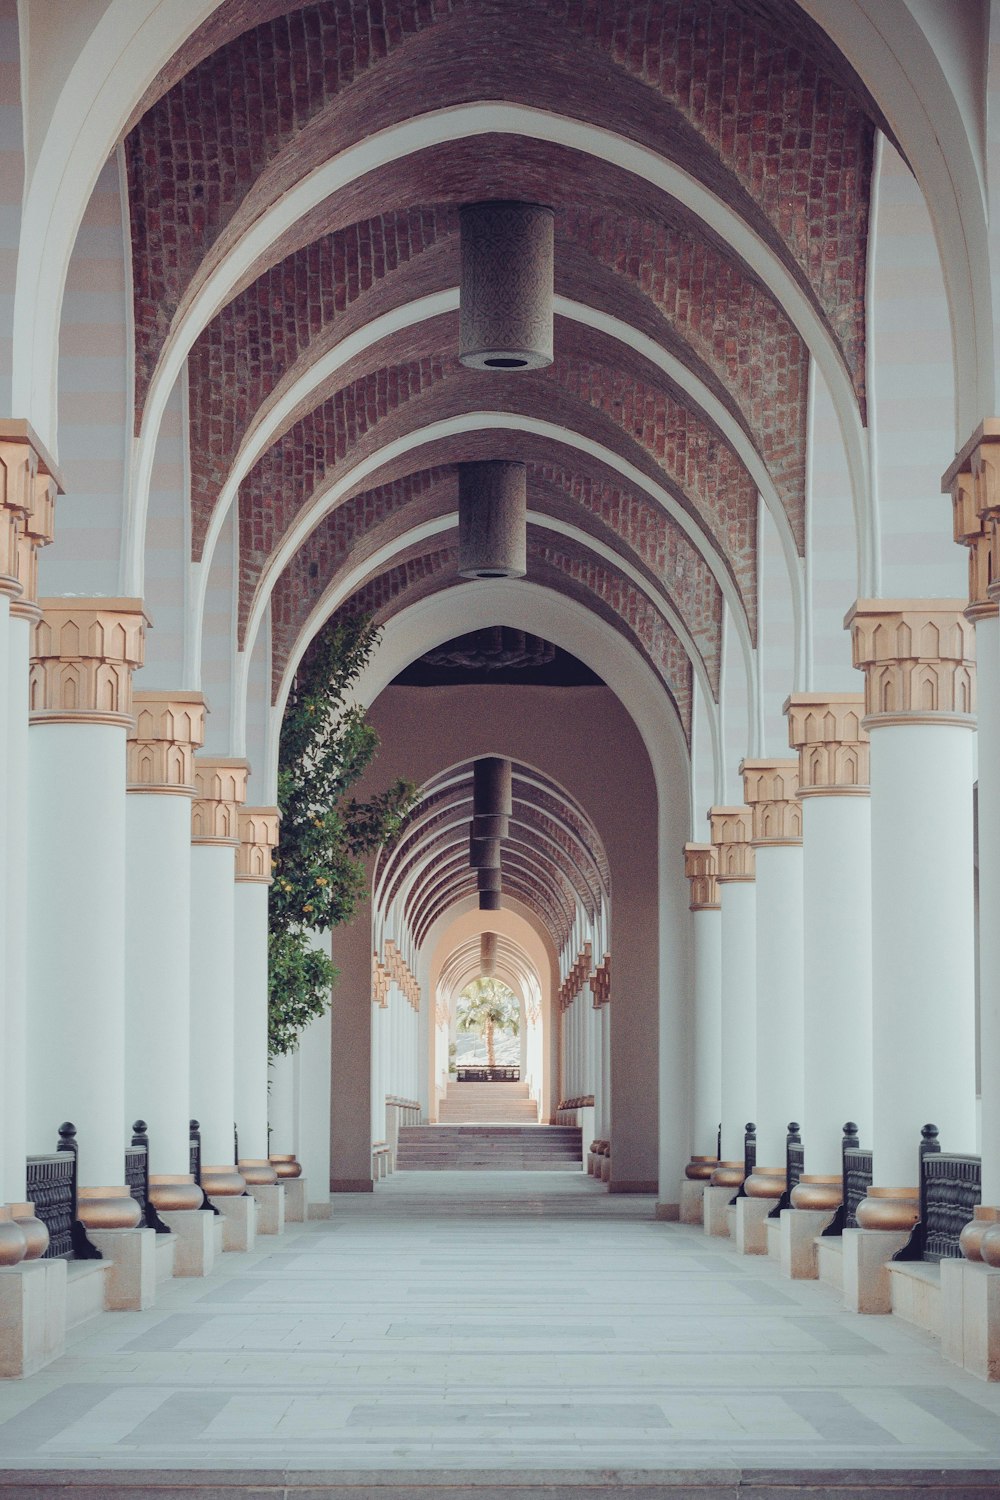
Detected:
[124,0,880,748]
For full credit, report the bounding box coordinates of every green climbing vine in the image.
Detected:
[268,615,416,1057]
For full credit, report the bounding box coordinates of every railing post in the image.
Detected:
[733,1122,756,1202]
[131,1119,171,1235]
[821,1121,859,1238]
[893,1123,940,1262]
[57,1122,101,1261]
[768,1121,802,1219]
[190,1119,219,1214]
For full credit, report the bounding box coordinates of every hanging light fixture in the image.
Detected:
[458,460,527,580]
[472,756,512,837]
[459,201,554,370]
[480,931,498,977]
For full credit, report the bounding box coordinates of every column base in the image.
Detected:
[249,1182,285,1235]
[684,1156,717,1181]
[307,1199,333,1220]
[76,1186,142,1231]
[680,1179,707,1225]
[148,1176,203,1212]
[961,1204,1000,1261]
[947,1260,1000,1380]
[283,1178,307,1223]
[654,1201,680,1222]
[159,1207,221,1277]
[779,1206,836,1279]
[7,1204,48,1261]
[703,1184,734,1237]
[239,1159,278,1186]
[735,1195,772,1255]
[0,1260,67,1376]
[87,1227,159,1311]
[842,1226,912,1313]
[210,1192,257,1251]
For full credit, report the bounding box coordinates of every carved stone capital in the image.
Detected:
[236,806,280,882]
[589,953,611,1008]
[683,842,719,910]
[191,757,249,845]
[559,942,592,1010]
[127,691,206,794]
[739,758,802,846]
[943,419,1000,619]
[30,598,147,726]
[846,599,975,729]
[784,692,869,796]
[709,806,755,881]
[0,424,61,608]
[384,939,420,1009]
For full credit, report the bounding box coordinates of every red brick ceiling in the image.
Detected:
[124,0,880,759]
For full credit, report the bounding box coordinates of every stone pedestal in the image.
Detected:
[159,1208,220,1277]
[283,1177,307,1224]
[952,1261,1000,1381]
[779,1208,835,1279]
[735,1195,773,1255]
[940,1257,966,1368]
[766,1218,780,1261]
[703,1185,733,1237]
[87,1227,158,1311]
[0,1260,66,1376]
[841,1226,911,1314]
[210,1193,256,1252]
[307,1200,333,1220]
[250,1182,285,1235]
[680,1179,706,1225]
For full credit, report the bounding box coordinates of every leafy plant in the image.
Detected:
[269,615,416,1057]
[456,978,520,1067]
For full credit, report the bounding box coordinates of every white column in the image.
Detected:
[268,1049,297,1156]
[786,694,872,1188]
[741,761,804,1178]
[233,808,280,1172]
[711,808,756,1166]
[297,966,332,1205]
[683,844,722,1162]
[977,611,1000,1202]
[124,694,205,1211]
[189,758,248,1195]
[849,602,977,1218]
[26,599,146,1227]
[1,440,56,1223]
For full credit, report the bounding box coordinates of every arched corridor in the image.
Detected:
[5,1,1000,1491]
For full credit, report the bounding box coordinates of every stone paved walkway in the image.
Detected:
[1,1171,1000,1480]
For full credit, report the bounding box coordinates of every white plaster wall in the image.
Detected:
[719,604,751,801]
[689,676,717,835]
[868,134,963,599]
[757,497,796,755]
[806,360,859,691]
[139,371,187,690]
[42,151,128,596]
[0,2,23,417]
[244,606,272,800]
[200,506,237,755]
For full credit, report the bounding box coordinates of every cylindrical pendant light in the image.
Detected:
[469,834,501,869]
[481,932,498,977]
[477,867,502,892]
[459,201,554,370]
[479,891,503,912]
[458,461,527,580]
[472,755,512,838]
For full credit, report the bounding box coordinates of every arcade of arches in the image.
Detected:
[4,0,1000,1481]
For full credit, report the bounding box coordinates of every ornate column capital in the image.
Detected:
[683,842,720,910]
[845,599,975,730]
[127,691,206,794]
[0,423,62,609]
[942,419,1000,620]
[236,806,280,882]
[30,598,147,726]
[191,757,249,845]
[739,758,802,846]
[784,692,869,795]
[709,806,755,881]
[589,953,611,1008]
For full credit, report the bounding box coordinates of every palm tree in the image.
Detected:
[456,978,519,1067]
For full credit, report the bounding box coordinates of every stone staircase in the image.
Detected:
[396,1123,583,1171]
[438,1080,539,1123]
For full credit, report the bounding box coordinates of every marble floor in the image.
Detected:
[1,1170,1000,1487]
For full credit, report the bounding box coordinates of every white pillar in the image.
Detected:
[711,808,756,1166]
[1,440,56,1220]
[741,761,804,1177]
[977,611,1000,1201]
[786,694,872,1186]
[683,845,722,1162]
[233,808,279,1171]
[124,694,205,1211]
[268,1049,297,1156]
[849,601,977,1217]
[297,975,332,1205]
[27,599,146,1227]
[189,758,248,1195]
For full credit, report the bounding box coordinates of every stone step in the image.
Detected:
[396,1124,582,1172]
